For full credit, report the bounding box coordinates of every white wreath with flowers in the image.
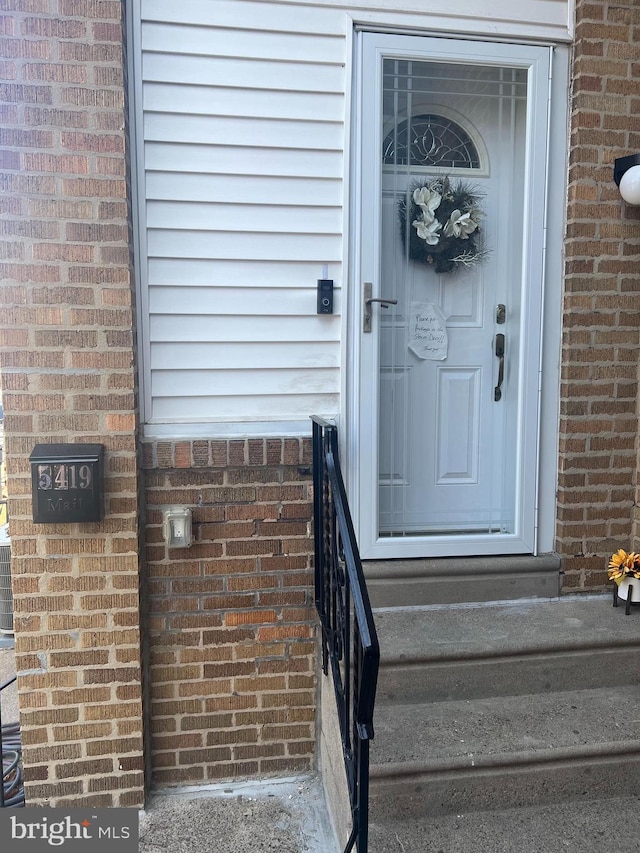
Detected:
[399,177,487,274]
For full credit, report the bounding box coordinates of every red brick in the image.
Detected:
[0,82,51,102]
[24,106,89,127]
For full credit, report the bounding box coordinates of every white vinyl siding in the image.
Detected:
[133,0,573,434]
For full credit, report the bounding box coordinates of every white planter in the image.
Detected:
[617,577,640,602]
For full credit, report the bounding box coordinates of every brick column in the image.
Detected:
[558,0,640,590]
[0,1,145,806]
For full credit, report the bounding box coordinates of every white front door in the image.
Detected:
[356,33,551,559]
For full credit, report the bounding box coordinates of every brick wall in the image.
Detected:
[142,437,316,786]
[0,1,145,806]
[557,0,640,590]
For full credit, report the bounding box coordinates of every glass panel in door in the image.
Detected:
[378,59,528,537]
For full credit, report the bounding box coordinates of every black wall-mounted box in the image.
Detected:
[317,279,334,314]
[29,443,105,524]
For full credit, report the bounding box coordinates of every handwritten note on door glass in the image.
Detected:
[409,302,448,360]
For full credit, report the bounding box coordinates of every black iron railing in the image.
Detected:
[312,417,380,853]
[1,675,22,808]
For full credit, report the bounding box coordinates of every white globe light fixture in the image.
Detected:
[614,154,640,205]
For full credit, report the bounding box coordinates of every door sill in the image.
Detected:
[361,533,535,561]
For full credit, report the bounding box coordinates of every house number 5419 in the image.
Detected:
[37,463,93,491]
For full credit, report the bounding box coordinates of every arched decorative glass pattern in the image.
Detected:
[383,113,481,170]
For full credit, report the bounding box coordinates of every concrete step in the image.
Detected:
[373,597,634,663]
[367,595,640,821]
[372,686,640,768]
[364,555,561,607]
[368,795,640,853]
[373,595,639,703]
[377,645,640,704]
[370,686,640,818]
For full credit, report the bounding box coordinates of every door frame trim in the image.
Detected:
[345,29,568,559]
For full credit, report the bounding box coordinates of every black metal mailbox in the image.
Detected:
[29,443,104,523]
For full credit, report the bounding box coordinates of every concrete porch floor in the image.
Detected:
[139,776,337,853]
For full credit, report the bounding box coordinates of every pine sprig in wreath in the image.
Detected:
[399,176,487,274]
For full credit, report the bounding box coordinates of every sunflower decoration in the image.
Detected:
[608,548,640,584]
[398,176,488,274]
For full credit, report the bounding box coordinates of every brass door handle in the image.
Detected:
[494,333,505,401]
[363,283,398,332]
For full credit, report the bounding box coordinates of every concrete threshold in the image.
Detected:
[364,554,562,579]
